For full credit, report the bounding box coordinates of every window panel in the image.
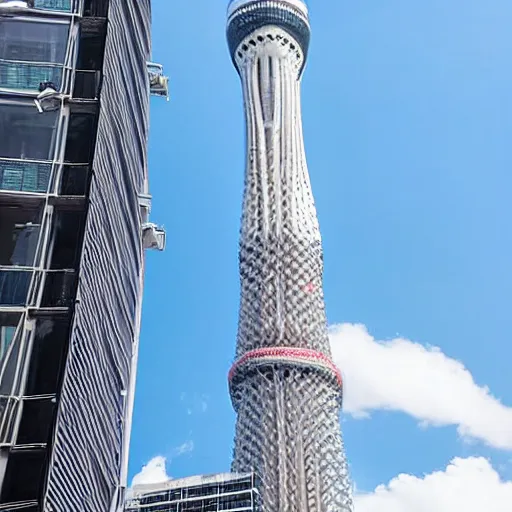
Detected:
[181,502,204,512]
[219,494,252,510]
[83,0,109,17]
[0,105,59,160]
[41,270,76,308]
[25,318,70,396]
[0,206,43,267]
[0,314,24,395]
[0,448,47,503]
[59,165,89,195]
[0,19,69,90]
[0,19,69,64]
[64,113,95,163]
[17,398,56,445]
[50,210,86,270]
[0,397,18,445]
[0,270,32,307]
[0,314,22,358]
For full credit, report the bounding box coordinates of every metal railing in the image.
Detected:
[0,269,77,308]
[0,60,64,92]
[34,0,72,11]
[0,159,52,194]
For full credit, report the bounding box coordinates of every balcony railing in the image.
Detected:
[34,0,72,11]
[0,60,63,92]
[0,160,51,194]
[0,270,32,307]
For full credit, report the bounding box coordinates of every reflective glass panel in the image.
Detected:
[0,19,69,89]
[0,105,59,160]
[0,270,33,307]
[0,206,42,267]
[0,19,69,64]
[0,313,23,395]
[0,327,16,359]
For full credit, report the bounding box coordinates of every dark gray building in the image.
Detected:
[126,472,261,512]
[0,0,166,510]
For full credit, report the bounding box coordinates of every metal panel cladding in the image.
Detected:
[44,0,151,510]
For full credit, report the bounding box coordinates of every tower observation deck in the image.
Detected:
[227,1,354,511]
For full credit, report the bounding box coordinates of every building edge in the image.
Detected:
[44,0,152,510]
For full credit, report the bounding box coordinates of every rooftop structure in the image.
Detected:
[126,472,261,512]
[226,1,354,510]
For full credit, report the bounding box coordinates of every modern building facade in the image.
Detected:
[0,0,166,510]
[226,1,353,510]
[126,472,261,512]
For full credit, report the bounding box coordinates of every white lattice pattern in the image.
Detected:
[231,25,354,512]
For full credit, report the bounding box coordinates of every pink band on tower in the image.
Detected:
[228,347,343,388]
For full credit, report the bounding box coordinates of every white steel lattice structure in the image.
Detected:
[226,1,354,511]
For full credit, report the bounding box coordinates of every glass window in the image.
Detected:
[169,490,182,501]
[0,270,33,307]
[25,318,70,396]
[218,494,252,510]
[181,501,205,512]
[0,326,16,358]
[16,398,56,445]
[0,448,47,503]
[50,210,86,270]
[0,313,23,396]
[0,19,69,90]
[0,397,18,445]
[0,105,59,160]
[0,19,69,64]
[41,270,76,308]
[60,165,89,195]
[185,485,208,498]
[0,206,42,267]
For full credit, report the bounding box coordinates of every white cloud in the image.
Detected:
[131,442,193,487]
[131,456,169,487]
[329,323,512,450]
[355,457,512,512]
[174,440,194,456]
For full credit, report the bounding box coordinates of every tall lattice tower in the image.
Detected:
[226,1,354,510]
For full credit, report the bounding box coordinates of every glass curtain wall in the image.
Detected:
[0,1,78,508]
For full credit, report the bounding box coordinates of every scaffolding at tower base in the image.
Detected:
[125,472,261,512]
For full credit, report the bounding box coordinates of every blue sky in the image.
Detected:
[128,1,512,507]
